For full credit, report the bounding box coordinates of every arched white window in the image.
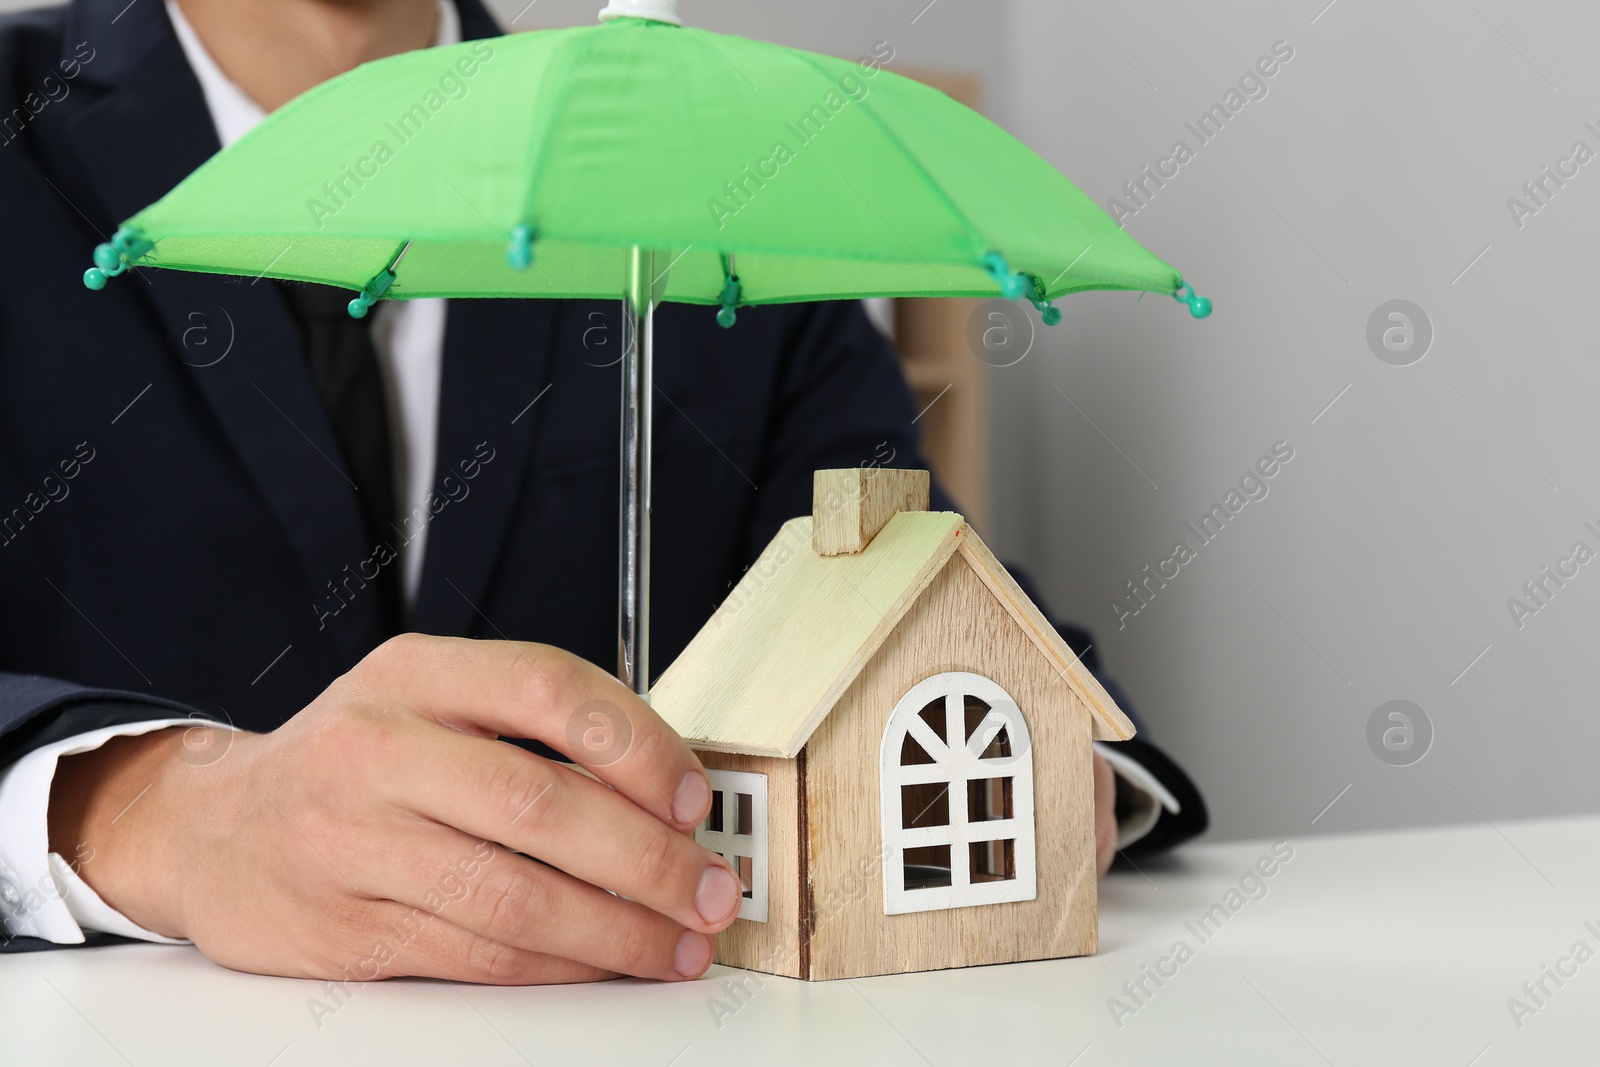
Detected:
[879,671,1036,915]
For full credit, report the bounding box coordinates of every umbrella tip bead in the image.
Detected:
[82,231,150,291]
[982,252,1026,301]
[1173,282,1213,320]
[507,224,535,270]
[348,265,399,319]
[1029,294,1062,326]
[717,270,741,329]
[1027,282,1061,326]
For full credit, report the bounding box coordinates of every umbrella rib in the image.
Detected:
[441,177,553,285]
[516,30,609,239]
[787,50,992,267]
[671,8,758,89]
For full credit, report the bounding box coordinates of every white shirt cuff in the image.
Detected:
[1094,741,1182,850]
[0,718,226,945]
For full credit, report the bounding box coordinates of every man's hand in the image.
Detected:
[47,635,743,984]
[1094,753,1118,877]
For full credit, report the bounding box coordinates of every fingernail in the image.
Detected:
[695,863,741,925]
[674,930,714,978]
[674,771,710,825]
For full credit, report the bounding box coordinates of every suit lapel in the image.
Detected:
[408,299,561,636]
[60,0,385,664]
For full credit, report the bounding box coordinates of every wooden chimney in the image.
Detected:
[811,468,932,556]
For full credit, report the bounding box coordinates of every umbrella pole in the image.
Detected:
[619,246,654,700]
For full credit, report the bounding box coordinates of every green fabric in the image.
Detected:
[119,18,1184,306]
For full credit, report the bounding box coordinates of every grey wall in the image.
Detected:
[494,0,1007,83]
[9,0,1595,842]
[991,0,1600,841]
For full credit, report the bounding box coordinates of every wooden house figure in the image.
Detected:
[651,468,1136,980]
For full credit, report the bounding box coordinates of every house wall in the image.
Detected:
[697,750,805,979]
[802,553,1098,981]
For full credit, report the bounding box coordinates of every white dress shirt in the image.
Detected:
[0,0,1168,947]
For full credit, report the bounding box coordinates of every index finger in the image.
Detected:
[351,634,712,831]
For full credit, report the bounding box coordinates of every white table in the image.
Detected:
[4,815,1597,1066]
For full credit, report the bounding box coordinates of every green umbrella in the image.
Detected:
[83,0,1211,697]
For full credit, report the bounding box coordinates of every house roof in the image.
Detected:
[650,511,1136,758]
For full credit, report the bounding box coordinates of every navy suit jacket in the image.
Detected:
[0,0,1203,951]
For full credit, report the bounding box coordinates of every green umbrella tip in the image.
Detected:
[506,224,535,271]
[82,227,151,291]
[1174,282,1213,320]
[1021,274,1062,326]
[716,271,742,329]
[348,266,397,319]
[981,252,1027,302]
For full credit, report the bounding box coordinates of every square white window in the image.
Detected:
[696,769,769,923]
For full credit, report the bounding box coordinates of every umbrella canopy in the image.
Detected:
[82,5,1212,698]
[83,11,1208,320]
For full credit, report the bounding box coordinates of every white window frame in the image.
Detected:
[879,671,1037,915]
[696,769,769,923]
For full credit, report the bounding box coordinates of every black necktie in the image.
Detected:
[275,281,402,635]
